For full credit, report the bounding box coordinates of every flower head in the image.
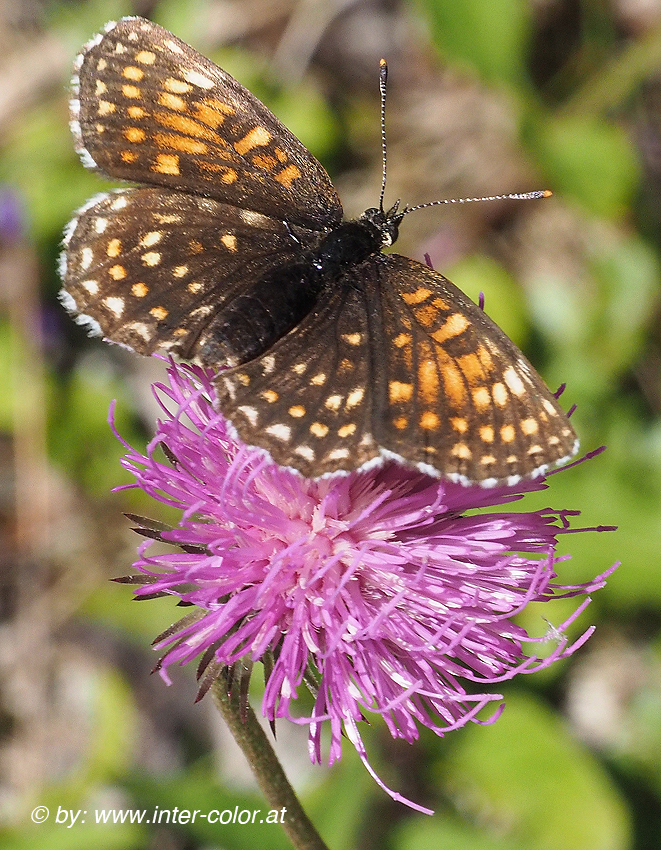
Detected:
[114,358,615,812]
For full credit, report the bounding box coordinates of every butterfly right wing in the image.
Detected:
[372,255,579,484]
[213,255,578,484]
[214,279,379,476]
[60,186,319,359]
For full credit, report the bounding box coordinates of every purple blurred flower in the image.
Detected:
[114,358,615,813]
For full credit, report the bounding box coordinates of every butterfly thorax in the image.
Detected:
[198,211,400,369]
[314,207,401,278]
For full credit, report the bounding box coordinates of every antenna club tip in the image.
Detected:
[379,58,388,68]
[542,189,553,198]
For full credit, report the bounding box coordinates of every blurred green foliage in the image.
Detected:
[1,0,660,848]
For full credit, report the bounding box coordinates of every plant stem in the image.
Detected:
[211,670,330,850]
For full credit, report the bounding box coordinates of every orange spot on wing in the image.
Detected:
[389,381,413,403]
[234,126,271,155]
[149,306,168,320]
[441,359,466,407]
[159,92,186,111]
[402,287,432,305]
[413,305,437,326]
[431,312,470,343]
[124,127,146,143]
[476,344,494,372]
[274,164,302,187]
[472,386,491,411]
[457,352,486,385]
[153,153,179,174]
[500,424,516,443]
[420,411,440,430]
[418,359,439,403]
[194,98,234,127]
[154,132,207,154]
[154,111,215,140]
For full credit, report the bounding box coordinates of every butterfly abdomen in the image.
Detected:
[195,261,325,367]
[199,220,385,367]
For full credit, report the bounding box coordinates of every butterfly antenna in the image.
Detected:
[402,189,552,217]
[378,59,389,215]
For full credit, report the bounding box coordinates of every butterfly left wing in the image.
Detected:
[215,255,578,484]
[60,186,321,359]
[72,17,342,231]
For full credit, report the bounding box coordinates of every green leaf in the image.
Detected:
[420,0,530,87]
[531,116,640,217]
[47,358,141,495]
[440,692,631,850]
[127,768,295,850]
[448,256,530,347]
[397,812,522,850]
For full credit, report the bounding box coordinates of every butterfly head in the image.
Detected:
[360,200,404,248]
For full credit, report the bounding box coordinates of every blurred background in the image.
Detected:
[0,0,660,848]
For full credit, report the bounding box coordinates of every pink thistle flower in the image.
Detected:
[113,358,615,813]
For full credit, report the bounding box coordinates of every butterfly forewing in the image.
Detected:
[72,17,342,230]
[374,257,577,482]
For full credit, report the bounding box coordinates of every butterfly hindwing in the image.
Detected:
[215,279,378,476]
[61,186,320,358]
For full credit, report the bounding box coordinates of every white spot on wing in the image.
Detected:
[58,289,77,313]
[80,247,94,271]
[74,312,102,337]
[261,355,276,374]
[238,209,271,227]
[140,231,162,247]
[181,68,214,89]
[103,296,124,317]
[346,388,364,409]
[110,195,128,211]
[504,366,526,397]
[294,445,315,462]
[266,423,291,442]
[326,448,350,461]
[237,405,259,426]
[78,148,98,170]
[125,321,152,341]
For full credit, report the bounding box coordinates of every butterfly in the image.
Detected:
[59,16,578,485]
